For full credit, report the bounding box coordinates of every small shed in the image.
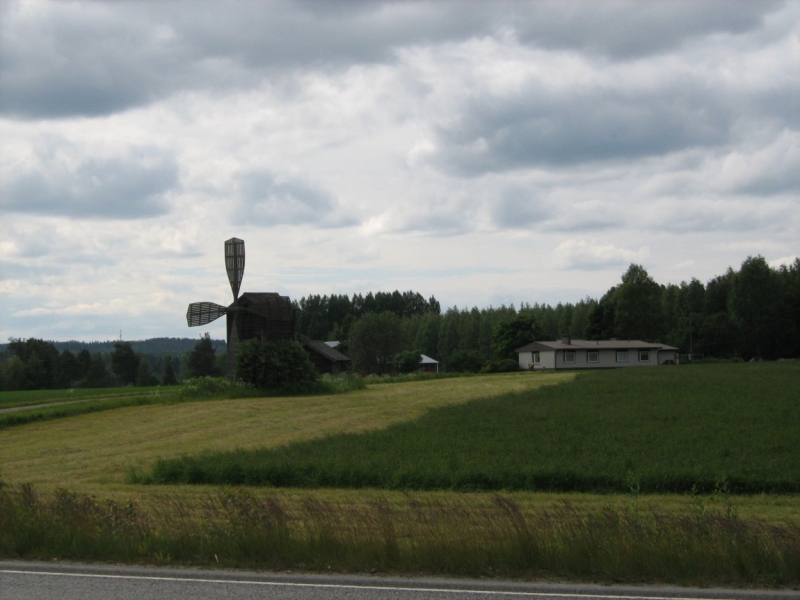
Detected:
[420,354,439,373]
[303,340,351,375]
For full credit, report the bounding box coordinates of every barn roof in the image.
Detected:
[304,340,351,363]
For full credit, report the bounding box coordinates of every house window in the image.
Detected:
[616,351,628,363]
[587,351,599,363]
[532,352,541,364]
[564,351,576,364]
[639,350,650,362]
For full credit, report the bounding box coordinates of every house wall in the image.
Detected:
[521,350,556,370]
[520,347,664,370]
[555,348,658,369]
[658,350,677,364]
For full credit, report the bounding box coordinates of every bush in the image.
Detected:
[179,377,246,398]
[497,358,520,372]
[235,339,319,395]
[446,350,484,373]
[394,350,422,374]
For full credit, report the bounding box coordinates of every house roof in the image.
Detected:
[515,339,680,352]
[420,354,439,364]
[324,341,340,349]
[304,339,350,362]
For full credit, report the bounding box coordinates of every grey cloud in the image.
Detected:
[433,83,740,174]
[1,150,178,219]
[510,2,779,59]
[642,199,792,234]
[0,1,786,119]
[491,188,552,228]
[234,172,354,227]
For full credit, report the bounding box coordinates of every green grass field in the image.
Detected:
[142,363,800,494]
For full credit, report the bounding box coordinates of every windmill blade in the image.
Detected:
[225,237,245,302]
[186,302,228,327]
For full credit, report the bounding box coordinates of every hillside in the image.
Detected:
[0,337,226,356]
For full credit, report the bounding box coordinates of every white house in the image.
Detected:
[516,337,679,370]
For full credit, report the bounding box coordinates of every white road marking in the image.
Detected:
[0,569,731,599]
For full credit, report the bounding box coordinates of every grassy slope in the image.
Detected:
[0,372,571,488]
[145,362,800,493]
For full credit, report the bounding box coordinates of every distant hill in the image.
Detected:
[0,337,226,356]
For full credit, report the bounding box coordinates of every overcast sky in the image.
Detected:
[1,1,798,342]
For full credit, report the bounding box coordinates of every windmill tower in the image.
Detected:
[186,238,297,377]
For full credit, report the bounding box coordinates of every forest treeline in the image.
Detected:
[295,255,799,373]
[1,255,798,388]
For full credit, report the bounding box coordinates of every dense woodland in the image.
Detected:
[1,255,797,388]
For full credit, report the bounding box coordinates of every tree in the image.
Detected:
[186,333,219,378]
[730,256,780,359]
[613,264,663,341]
[1,355,27,391]
[162,356,178,386]
[136,358,159,387]
[111,342,140,385]
[8,338,58,389]
[235,339,319,394]
[24,353,48,390]
[491,313,538,360]
[84,354,111,388]
[76,349,92,381]
[55,349,81,389]
[394,349,421,374]
[348,312,404,374]
[446,349,484,373]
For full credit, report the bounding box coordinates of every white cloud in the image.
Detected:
[555,240,650,271]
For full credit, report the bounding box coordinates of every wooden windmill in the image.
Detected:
[186,238,297,377]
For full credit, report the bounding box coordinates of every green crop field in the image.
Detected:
[142,362,800,494]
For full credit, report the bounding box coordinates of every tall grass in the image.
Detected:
[1,483,798,585]
[140,363,800,493]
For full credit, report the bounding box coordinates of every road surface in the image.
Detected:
[2,561,797,600]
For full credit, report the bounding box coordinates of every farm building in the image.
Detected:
[420,354,439,373]
[516,337,679,370]
[303,340,351,375]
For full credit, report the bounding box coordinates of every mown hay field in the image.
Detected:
[0,372,571,489]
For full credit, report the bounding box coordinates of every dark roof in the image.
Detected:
[516,340,680,352]
[303,340,350,362]
[236,292,295,321]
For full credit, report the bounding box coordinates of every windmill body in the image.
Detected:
[186,238,297,378]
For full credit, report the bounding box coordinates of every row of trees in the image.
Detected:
[589,256,800,360]
[323,256,799,373]
[4,255,796,386]
[0,334,224,391]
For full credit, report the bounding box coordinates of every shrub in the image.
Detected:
[394,350,422,374]
[496,358,519,372]
[446,350,484,373]
[235,339,319,395]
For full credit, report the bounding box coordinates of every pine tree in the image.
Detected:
[162,356,178,386]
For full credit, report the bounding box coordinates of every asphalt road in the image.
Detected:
[2,562,798,600]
